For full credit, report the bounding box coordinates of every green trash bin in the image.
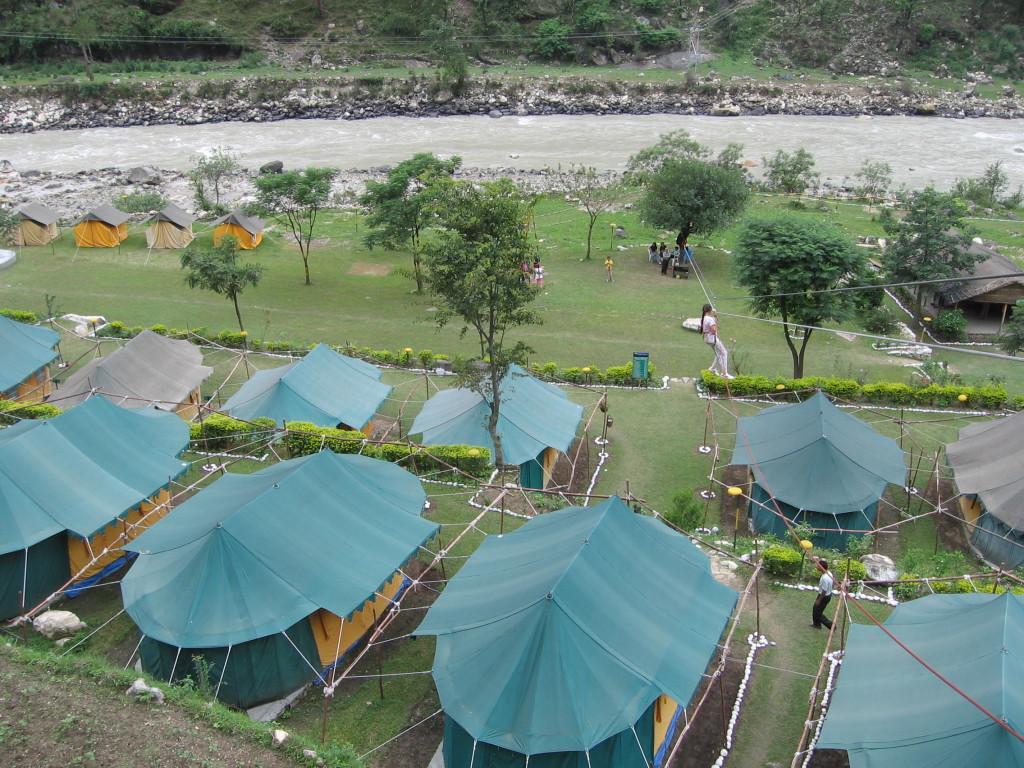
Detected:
[631,352,649,382]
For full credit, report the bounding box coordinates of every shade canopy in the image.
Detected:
[730,391,906,515]
[415,496,737,755]
[51,330,212,410]
[222,343,391,430]
[817,593,1024,768]
[947,411,1024,531]
[0,314,59,392]
[0,396,189,554]
[122,450,437,648]
[409,364,584,466]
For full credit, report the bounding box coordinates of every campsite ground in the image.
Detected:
[2,190,1020,767]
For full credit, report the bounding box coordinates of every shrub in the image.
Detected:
[0,309,38,323]
[894,574,921,601]
[418,349,436,369]
[0,399,61,425]
[664,490,703,531]
[191,414,275,451]
[762,545,803,578]
[534,19,574,60]
[862,304,900,336]
[838,558,868,582]
[931,309,968,341]
[149,324,168,336]
[114,192,168,213]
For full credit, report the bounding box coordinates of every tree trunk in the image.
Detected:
[585,214,597,260]
[231,294,245,333]
[78,41,95,82]
[302,252,311,285]
[412,251,424,293]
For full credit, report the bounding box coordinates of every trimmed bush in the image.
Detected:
[762,545,803,578]
[0,400,62,425]
[0,309,38,323]
[191,414,276,451]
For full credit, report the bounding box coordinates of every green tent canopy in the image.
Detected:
[0,397,189,618]
[0,313,59,394]
[817,593,1024,768]
[946,411,1024,570]
[222,343,391,430]
[122,450,437,648]
[415,496,737,763]
[409,364,583,467]
[730,391,906,549]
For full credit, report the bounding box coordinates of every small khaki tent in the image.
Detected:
[13,203,59,246]
[212,210,264,249]
[0,313,60,402]
[146,203,195,249]
[72,204,130,248]
[49,329,213,418]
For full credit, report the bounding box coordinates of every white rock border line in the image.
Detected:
[797,649,844,768]
[710,632,772,768]
[775,581,899,607]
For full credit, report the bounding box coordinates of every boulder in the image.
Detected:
[613,226,627,239]
[710,102,741,116]
[128,165,161,185]
[126,678,165,705]
[33,610,86,640]
[861,553,898,582]
[260,160,284,174]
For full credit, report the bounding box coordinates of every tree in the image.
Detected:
[998,300,1024,356]
[880,187,980,319]
[422,177,542,467]
[254,167,337,286]
[625,129,744,186]
[637,158,750,247]
[69,1,96,82]
[734,214,870,378]
[853,159,892,205]
[359,153,461,292]
[424,19,469,95]
[761,148,819,194]
[189,147,243,214]
[0,206,18,245]
[180,237,264,333]
[558,164,621,260]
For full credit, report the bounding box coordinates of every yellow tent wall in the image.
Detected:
[959,494,982,525]
[14,220,58,246]
[308,570,406,668]
[11,367,53,403]
[542,446,558,488]
[74,220,127,248]
[67,487,172,582]
[173,387,204,421]
[653,694,681,757]
[214,223,262,249]
[146,221,194,249]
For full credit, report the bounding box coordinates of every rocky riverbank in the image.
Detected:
[1,71,1022,134]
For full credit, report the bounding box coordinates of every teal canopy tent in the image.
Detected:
[121,450,438,709]
[0,313,60,398]
[415,495,737,767]
[409,364,583,488]
[730,391,906,550]
[817,593,1024,768]
[946,411,1024,570]
[0,397,189,618]
[222,343,391,431]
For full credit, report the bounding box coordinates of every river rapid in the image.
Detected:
[2,113,1023,189]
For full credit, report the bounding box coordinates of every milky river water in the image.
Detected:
[1,113,1022,189]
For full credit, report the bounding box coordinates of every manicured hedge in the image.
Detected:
[0,399,62,425]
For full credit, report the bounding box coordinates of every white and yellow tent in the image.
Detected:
[71,204,130,248]
[13,203,59,246]
[212,210,264,249]
[145,203,195,249]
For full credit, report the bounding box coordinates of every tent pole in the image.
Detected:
[371,605,385,700]
[839,562,850,652]
[932,449,943,554]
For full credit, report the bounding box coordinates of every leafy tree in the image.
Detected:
[180,237,264,333]
[880,187,980,319]
[761,148,820,194]
[534,19,574,60]
[0,206,18,245]
[189,147,243,215]
[68,1,96,82]
[574,0,613,33]
[637,158,750,248]
[254,167,337,286]
[953,160,1013,209]
[424,19,469,95]
[854,159,892,204]
[359,153,461,292]
[625,129,744,186]
[998,300,1024,356]
[422,177,542,467]
[734,214,870,378]
[558,164,621,260]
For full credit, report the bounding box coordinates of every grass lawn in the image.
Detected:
[7,188,1023,768]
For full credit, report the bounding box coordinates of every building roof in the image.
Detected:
[730,391,906,514]
[940,243,1024,304]
[51,330,213,411]
[946,411,1024,530]
[415,496,738,754]
[122,450,437,648]
[817,593,1024,768]
[222,343,391,430]
[409,364,584,466]
[0,313,60,392]
[70,203,131,228]
[15,202,60,226]
[0,397,189,553]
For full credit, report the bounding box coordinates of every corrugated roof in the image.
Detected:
[940,244,1024,304]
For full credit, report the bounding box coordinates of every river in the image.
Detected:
[1,114,1023,189]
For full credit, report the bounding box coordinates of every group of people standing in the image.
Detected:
[520,258,544,287]
[648,240,692,276]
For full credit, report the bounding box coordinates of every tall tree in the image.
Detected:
[880,187,980,319]
[760,148,819,194]
[180,236,264,332]
[359,153,461,292]
[626,129,744,186]
[638,158,749,247]
[558,164,621,260]
[69,0,96,82]
[422,177,542,467]
[853,159,893,205]
[189,147,243,215]
[254,167,337,286]
[734,214,870,378]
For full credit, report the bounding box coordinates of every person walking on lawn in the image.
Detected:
[811,559,835,629]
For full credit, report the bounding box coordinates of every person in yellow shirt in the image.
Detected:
[604,255,614,282]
